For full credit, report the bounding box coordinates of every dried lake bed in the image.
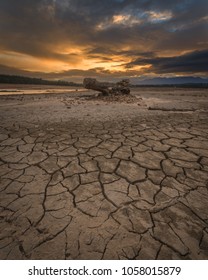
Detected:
[0,85,208,259]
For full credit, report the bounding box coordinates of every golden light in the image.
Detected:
[96,13,141,30]
[0,50,77,72]
[112,14,131,24]
[146,11,172,22]
[81,57,126,72]
[129,64,152,71]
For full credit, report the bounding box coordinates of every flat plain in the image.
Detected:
[0,85,208,259]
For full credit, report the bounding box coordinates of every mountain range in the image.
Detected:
[135,77,208,85]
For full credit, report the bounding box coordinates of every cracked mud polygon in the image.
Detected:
[0,87,208,260]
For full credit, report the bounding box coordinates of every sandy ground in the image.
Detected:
[0,86,208,260]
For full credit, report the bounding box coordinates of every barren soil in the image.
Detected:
[0,86,208,259]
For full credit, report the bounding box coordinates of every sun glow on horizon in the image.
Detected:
[0,51,76,72]
[0,47,137,74]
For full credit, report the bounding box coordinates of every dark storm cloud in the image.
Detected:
[0,0,207,76]
[127,49,208,74]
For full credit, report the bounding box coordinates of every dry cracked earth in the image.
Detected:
[0,88,208,260]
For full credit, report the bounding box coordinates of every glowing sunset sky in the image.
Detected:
[0,0,207,82]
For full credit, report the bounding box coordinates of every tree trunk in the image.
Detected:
[83,78,110,96]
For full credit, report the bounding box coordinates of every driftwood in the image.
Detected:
[83,78,130,96]
[83,78,109,96]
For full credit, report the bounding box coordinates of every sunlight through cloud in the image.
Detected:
[146,10,173,23]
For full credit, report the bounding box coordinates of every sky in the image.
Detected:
[0,0,208,82]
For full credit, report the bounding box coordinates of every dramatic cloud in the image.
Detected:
[0,0,207,82]
[126,49,208,74]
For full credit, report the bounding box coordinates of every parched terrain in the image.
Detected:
[0,87,208,259]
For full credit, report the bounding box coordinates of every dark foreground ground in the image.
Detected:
[0,87,208,259]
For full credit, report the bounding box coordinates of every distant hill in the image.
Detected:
[135,76,208,86]
[0,74,81,86]
[1,74,208,88]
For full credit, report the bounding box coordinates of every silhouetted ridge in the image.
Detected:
[0,74,81,86]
